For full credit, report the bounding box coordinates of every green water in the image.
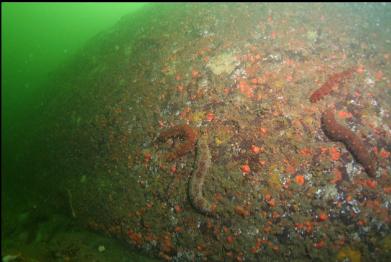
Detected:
[2,3,156,261]
[2,3,145,133]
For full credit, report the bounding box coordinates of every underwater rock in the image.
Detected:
[336,246,361,262]
[206,52,238,76]
[323,184,338,201]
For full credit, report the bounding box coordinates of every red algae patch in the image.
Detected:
[318,212,328,222]
[241,164,251,174]
[379,149,390,159]
[329,147,341,161]
[205,112,215,122]
[251,145,262,154]
[337,111,353,119]
[295,175,305,185]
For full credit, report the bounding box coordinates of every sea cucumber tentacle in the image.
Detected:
[310,67,356,103]
[189,133,216,216]
[157,124,197,161]
[321,108,377,177]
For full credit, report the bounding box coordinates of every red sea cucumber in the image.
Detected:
[321,108,377,177]
[310,67,356,103]
[189,133,215,215]
[158,124,197,161]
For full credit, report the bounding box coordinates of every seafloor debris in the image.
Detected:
[321,108,377,177]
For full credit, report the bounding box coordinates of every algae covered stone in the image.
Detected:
[206,52,238,75]
[336,247,361,262]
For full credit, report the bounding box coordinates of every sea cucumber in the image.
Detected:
[158,124,197,161]
[310,67,356,103]
[188,133,216,215]
[158,125,215,215]
[321,108,377,177]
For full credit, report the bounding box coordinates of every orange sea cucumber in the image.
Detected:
[310,67,356,103]
[321,108,377,177]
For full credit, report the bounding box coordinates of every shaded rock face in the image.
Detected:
[30,3,391,262]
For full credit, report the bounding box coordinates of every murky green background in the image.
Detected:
[2,3,145,133]
[2,3,157,261]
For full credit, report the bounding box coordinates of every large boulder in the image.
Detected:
[5,3,391,261]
